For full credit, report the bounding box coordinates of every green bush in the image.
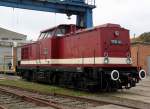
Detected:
[132,32,150,42]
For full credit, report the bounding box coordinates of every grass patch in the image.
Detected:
[0,78,92,96]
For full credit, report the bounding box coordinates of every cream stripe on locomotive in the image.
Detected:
[21,57,131,65]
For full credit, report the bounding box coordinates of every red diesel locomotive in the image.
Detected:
[17,23,146,91]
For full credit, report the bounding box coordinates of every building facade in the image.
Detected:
[131,42,150,75]
[0,27,27,72]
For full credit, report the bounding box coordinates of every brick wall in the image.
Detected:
[131,43,150,73]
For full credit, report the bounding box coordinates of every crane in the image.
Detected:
[0,0,96,28]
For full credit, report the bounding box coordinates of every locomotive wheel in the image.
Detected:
[87,84,98,92]
[50,73,60,85]
[32,72,38,82]
[24,71,32,81]
[47,72,52,84]
[101,79,118,92]
[103,79,110,92]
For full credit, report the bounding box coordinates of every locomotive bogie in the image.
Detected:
[17,66,140,91]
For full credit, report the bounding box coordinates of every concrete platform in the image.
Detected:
[113,77,150,103]
[85,77,150,109]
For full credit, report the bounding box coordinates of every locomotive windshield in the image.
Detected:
[55,28,66,37]
[55,25,70,37]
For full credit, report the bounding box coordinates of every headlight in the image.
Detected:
[126,58,131,64]
[104,57,109,64]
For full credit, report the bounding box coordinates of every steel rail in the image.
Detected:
[0,105,7,109]
[0,84,148,109]
[0,88,62,109]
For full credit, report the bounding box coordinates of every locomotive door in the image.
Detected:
[36,42,41,64]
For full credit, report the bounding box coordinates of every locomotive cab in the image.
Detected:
[38,24,83,40]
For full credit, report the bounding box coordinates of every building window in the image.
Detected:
[12,38,22,40]
[1,38,9,40]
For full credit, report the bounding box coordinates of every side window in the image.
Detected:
[39,30,54,40]
[43,48,48,55]
[44,31,53,39]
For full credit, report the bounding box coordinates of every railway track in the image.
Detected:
[0,85,106,109]
[0,85,139,109]
[0,89,53,109]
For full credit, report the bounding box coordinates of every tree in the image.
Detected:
[132,32,150,42]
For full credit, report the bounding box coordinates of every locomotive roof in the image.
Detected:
[75,23,126,34]
[40,24,77,33]
[40,23,126,36]
[85,23,121,31]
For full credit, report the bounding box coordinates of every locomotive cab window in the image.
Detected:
[44,31,53,39]
[39,30,54,40]
[39,33,46,40]
[55,25,70,37]
[55,28,66,37]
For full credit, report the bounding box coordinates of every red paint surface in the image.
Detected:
[21,24,131,68]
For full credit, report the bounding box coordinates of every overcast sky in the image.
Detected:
[0,0,150,40]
